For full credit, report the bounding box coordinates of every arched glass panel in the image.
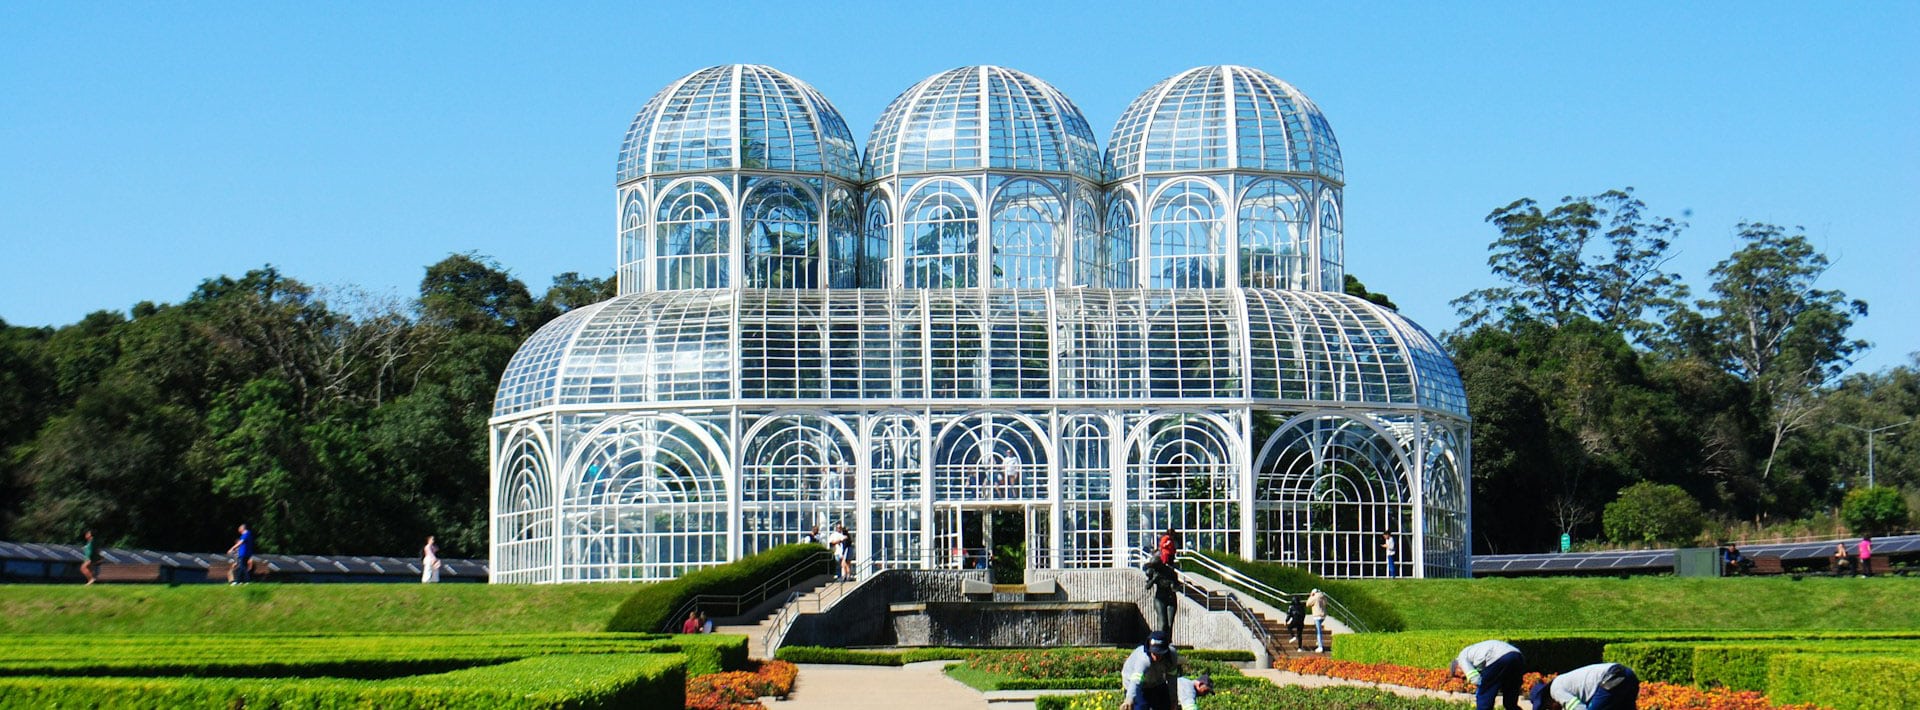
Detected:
[1319,190,1344,291]
[739,414,856,556]
[990,180,1061,288]
[655,181,730,289]
[826,187,859,288]
[862,197,892,288]
[1147,181,1223,289]
[618,190,647,293]
[869,414,925,569]
[933,413,1048,503]
[493,430,554,583]
[1254,414,1408,578]
[1104,195,1137,289]
[565,415,728,580]
[902,183,979,289]
[1239,180,1308,289]
[1127,413,1240,556]
[1069,195,1101,288]
[743,180,819,288]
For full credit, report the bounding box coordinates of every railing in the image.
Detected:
[1131,549,1283,661]
[761,557,886,656]
[660,549,834,633]
[1180,549,1372,635]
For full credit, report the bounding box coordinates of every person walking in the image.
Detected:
[1119,630,1182,710]
[1285,594,1307,650]
[825,523,851,581]
[1531,662,1640,710]
[1449,639,1526,710]
[421,535,442,583]
[1858,535,1873,577]
[1306,588,1328,652]
[1382,532,1398,578]
[80,530,99,585]
[226,524,255,585]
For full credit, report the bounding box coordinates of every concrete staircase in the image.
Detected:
[712,573,836,659]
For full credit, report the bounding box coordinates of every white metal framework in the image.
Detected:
[491,64,1471,583]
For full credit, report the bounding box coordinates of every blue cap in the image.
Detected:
[1148,631,1171,653]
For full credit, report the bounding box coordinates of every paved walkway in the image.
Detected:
[776,662,1471,709]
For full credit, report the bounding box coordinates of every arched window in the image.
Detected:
[826,187,859,288]
[1239,180,1308,289]
[862,197,892,288]
[1318,190,1344,291]
[655,181,729,289]
[990,180,1061,288]
[743,180,819,288]
[1148,181,1223,289]
[902,182,979,289]
[1069,195,1101,288]
[1105,195,1137,288]
[618,189,647,293]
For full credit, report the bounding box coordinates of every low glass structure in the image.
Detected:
[491,64,1471,583]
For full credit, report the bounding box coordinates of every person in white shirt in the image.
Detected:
[1530,662,1639,710]
[824,523,850,581]
[1306,588,1328,652]
[421,535,442,583]
[1382,532,1398,577]
[1448,639,1525,710]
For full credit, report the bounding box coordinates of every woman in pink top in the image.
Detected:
[1858,536,1873,577]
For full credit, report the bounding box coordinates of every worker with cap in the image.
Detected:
[1530,662,1639,710]
[1172,671,1213,710]
[1449,639,1526,710]
[1120,630,1182,710]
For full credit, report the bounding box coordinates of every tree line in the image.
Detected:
[1448,188,1914,552]
[0,188,1913,558]
[0,254,613,558]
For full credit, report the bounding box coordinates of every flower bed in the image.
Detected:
[1277,656,1822,710]
[686,660,798,710]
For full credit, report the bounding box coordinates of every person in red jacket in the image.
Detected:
[1157,526,1181,567]
[681,611,701,634]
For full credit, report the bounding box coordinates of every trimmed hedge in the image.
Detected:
[1604,639,1920,691]
[606,544,832,633]
[1769,653,1920,710]
[774,645,1255,667]
[0,653,686,710]
[0,632,745,677]
[1337,629,1920,674]
[1188,551,1406,632]
[1036,684,1470,710]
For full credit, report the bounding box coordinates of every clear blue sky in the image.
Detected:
[3,3,1916,373]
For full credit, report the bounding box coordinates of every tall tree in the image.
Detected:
[1452,188,1689,347]
[1682,223,1869,482]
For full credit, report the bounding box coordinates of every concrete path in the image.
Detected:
[781,661,999,710]
[776,661,1472,709]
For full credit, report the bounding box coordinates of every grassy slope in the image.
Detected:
[0,583,642,634]
[1345,576,1920,630]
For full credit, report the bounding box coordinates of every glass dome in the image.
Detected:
[864,65,1102,182]
[492,288,1465,419]
[615,64,860,184]
[1107,65,1342,182]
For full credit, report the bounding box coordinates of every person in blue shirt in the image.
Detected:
[1530,662,1639,710]
[226,524,254,584]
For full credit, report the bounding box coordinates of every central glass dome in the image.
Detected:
[864,65,1102,181]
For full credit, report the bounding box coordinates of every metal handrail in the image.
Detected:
[1131,549,1284,660]
[661,549,834,633]
[1161,548,1374,635]
[761,557,884,656]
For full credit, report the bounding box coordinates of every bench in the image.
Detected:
[94,563,163,583]
[1747,556,1784,575]
[1863,557,1891,576]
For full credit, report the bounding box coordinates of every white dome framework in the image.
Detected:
[491,64,1472,583]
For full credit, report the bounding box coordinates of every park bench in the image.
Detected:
[1863,557,1891,576]
[206,561,269,582]
[94,563,163,583]
[1747,556,1784,575]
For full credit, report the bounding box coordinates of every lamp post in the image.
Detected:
[1842,419,1914,489]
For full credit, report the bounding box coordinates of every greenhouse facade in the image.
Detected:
[489,64,1471,583]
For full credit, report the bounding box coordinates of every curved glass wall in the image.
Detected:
[494,64,1471,584]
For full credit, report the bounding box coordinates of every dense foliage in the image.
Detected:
[605,543,831,633]
[0,254,613,557]
[1603,482,1706,545]
[1839,487,1910,536]
[1451,188,1913,553]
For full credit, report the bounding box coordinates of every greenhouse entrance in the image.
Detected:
[939,504,1048,583]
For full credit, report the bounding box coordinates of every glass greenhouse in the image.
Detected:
[490,64,1471,583]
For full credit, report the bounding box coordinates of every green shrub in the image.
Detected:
[1603,482,1705,545]
[1036,683,1471,710]
[774,646,906,665]
[1769,652,1920,710]
[1187,551,1406,632]
[1600,642,1697,684]
[605,543,832,633]
[1842,487,1910,536]
[1334,631,1611,672]
[0,653,687,710]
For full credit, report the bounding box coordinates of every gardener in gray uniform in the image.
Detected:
[1120,630,1182,710]
[1530,662,1639,710]
[1448,639,1525,710]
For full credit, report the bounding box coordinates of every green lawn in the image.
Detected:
[1345,576,1920,630]
[0,583,641,635]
